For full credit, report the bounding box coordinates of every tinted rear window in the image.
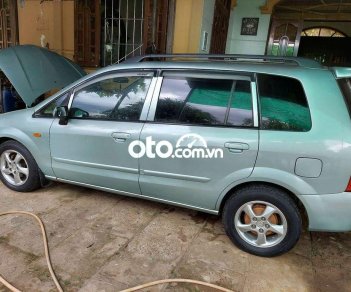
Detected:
[338,78,351,118]
[257,74,312,132]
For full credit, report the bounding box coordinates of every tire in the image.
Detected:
[222,184,301,257]
[0,140,41,192]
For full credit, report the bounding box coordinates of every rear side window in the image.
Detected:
[338,78,351,118]
[154,77,253,127]
[257,74,311,132]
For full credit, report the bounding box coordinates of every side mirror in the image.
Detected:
[55,106,69,125]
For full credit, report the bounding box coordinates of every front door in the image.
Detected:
[267,19,302,57]
[138,72,259,211]
[50,71,155,194]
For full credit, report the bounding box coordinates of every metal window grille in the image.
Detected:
[102,0,144,66]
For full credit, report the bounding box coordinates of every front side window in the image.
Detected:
[257,74,311,132]
[154,76,253,127]
[70,75,152,121]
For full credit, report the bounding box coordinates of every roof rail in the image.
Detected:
[125,54,322,68]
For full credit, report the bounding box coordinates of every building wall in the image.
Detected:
[226,0,271,54]
[17,0,74,60]
[172,0,204,53]
[18,0,205,62]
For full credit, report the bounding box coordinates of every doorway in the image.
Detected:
[267,0,351,66]
[210,0,231,54]
[298,26,351,66]
[74,0,100,67]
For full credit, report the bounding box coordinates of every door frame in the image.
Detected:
[142,0,170,54]
[74,0,101,67]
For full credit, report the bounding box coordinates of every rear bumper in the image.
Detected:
[300,192,351,232]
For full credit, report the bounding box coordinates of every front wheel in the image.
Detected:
[0,140,41,192]
[222,184,301,257]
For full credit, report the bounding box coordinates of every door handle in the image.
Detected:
[224,142,250,153]
[112,132,131,143]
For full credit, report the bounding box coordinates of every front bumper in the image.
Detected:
[300,192,351,232]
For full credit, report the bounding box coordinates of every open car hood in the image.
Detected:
[0,45,86,106]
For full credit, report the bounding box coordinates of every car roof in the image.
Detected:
[85,60,327,83]
[33,54,334,112]
[85,54,329,79]
[125,54,324,68]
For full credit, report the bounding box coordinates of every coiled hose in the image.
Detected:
[0,211,234,292]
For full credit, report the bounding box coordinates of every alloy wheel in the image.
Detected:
[234,200,288,248]
[0,150,29,186]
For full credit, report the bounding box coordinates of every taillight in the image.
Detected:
[346,178,351,192]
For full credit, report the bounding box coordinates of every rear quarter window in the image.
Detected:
[257,74,312,132]
[338,78,351,118]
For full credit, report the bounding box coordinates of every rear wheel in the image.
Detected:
[222,184,301,257]
[0,140,41,192]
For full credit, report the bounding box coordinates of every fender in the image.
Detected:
[215,167,317,211]
[0,127,54,177]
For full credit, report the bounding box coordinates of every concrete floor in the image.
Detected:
[0,182,350,292]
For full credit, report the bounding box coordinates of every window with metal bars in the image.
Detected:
[101,0,145,66]
[75,0,169,68]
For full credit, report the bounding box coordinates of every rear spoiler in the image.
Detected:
[331,67,351,79]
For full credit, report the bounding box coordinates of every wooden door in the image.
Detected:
[143,0,169,54]
[74,0,100,67]
[210,0,231,54]
[0,0,18,49]
[267,19,302,57]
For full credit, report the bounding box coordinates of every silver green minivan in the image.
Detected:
[0,45,350,257]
